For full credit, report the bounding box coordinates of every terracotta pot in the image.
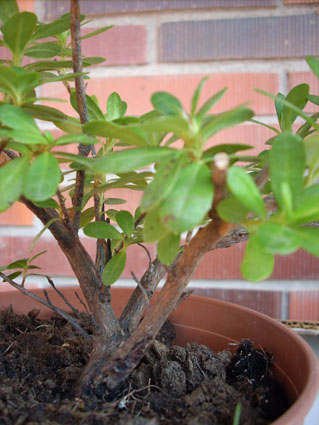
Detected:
[1,287,318,425]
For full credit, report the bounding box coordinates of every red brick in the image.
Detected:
[0,204,34,226]
[191,288,282,318]
[38,0,276,20]
[289,291,319,321]
[159,15,319,62]
[284,0,319,3]
[81,26,147,66]
[41,73,278,117]
[17,0,34,12]
[288,71,319,114]
[193,244,319,280]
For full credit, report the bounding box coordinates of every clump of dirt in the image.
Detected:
[0,307,289,425]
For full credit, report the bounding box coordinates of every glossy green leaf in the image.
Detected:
[202,144,253,161]
[281,84,309,131]
[102,251,126,286]
[83,120,146,146]
[0,104,47,144]
[135,115,190,142]
[2,12,37,56]
[151,92,182,116]
[70,90,105,121]
[0,0,19,23]
[256,222,301,255]
[23,104,66,122]
[159,162,214,233]
[241,235,274,282]
[54,116,82,134]
[196,87,227,121]
[199,107,253,143]
[0,156,30,211]
[217,197,249,223]
[157,232,180,265]
[141,152,182,211]
[24,42,61,58]
[295,227,319,256]
[81,25,114,40]
[269,133,305,210]
[90,147,175,174]
[191,77,209,117]
[143,208,167,242]
[107,92,126,121]
[55,133,98,146]
[23,152,60,202]
[116,210,134,237]
[32,13,72,40]
[7,258,28,270]
[291,184,319,225]
[83,221,123,240]
[304,135,319,168]
[227,166,266,219]
[306,56,319,80]
[307,94,319,105]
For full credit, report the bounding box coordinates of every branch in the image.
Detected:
[0,272,91,341]
[70,0,91,233]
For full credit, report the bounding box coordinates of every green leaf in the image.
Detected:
[295,227,319,256]
[22,104,66,122]
[304,135,319,168]
[241,235,274,282]
[199,107,254,143]
[275,92,285,124]
[24,42,62,58]
[217,197,249,223]
[32,13,72,40]
[227,166,266,219]
[0,156,30,211]
[102,251,126,286]
[107,92,126,121]
[143,208,167,242]
[55,133,98,146]
[104,198,127,205]
[79,207,95,229]
[2,12,37,57]
[151,92,183,116]
[0,0,19,23]
[269,133,305,210]
[34,198,60,209]
[159,162,214,233]
[306,56,319,80]
[141,152,182,211]
[7,258,28,269]
[70,90,105,121]
[202,144,253,161]
[196,87,227,121]
[281,84,309,131]
[116,210,134,237]
[256,222,301,255]
[291,184,319,225]
[0,104,47,144]
[83,120,146,146]
[136,115,190,142]
[191,77,209,117]
[23,152,60,202]
[0,65,19,98]
[157,232,180,265]
[81,25,114,40]
[90,147,176,174]
[83,221,123,240]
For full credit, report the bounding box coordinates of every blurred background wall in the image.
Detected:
[1,0,318,322]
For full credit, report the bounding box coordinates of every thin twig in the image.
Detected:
[46,275,81,317]
[57,189,72,228]
[131,271,150,306]
[75,291,90,315]
[137,243,152,268]
[0,272,90,341]
[43,289,91,340]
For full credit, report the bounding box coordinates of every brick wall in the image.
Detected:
[1,0,319,321]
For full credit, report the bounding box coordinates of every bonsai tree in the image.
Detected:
[0,0,318,396]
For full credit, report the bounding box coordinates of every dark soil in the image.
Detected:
[0,307,289,425]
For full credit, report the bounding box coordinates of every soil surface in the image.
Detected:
[0,307,289,425]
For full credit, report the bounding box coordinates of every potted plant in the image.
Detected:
[0,0,318,424]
